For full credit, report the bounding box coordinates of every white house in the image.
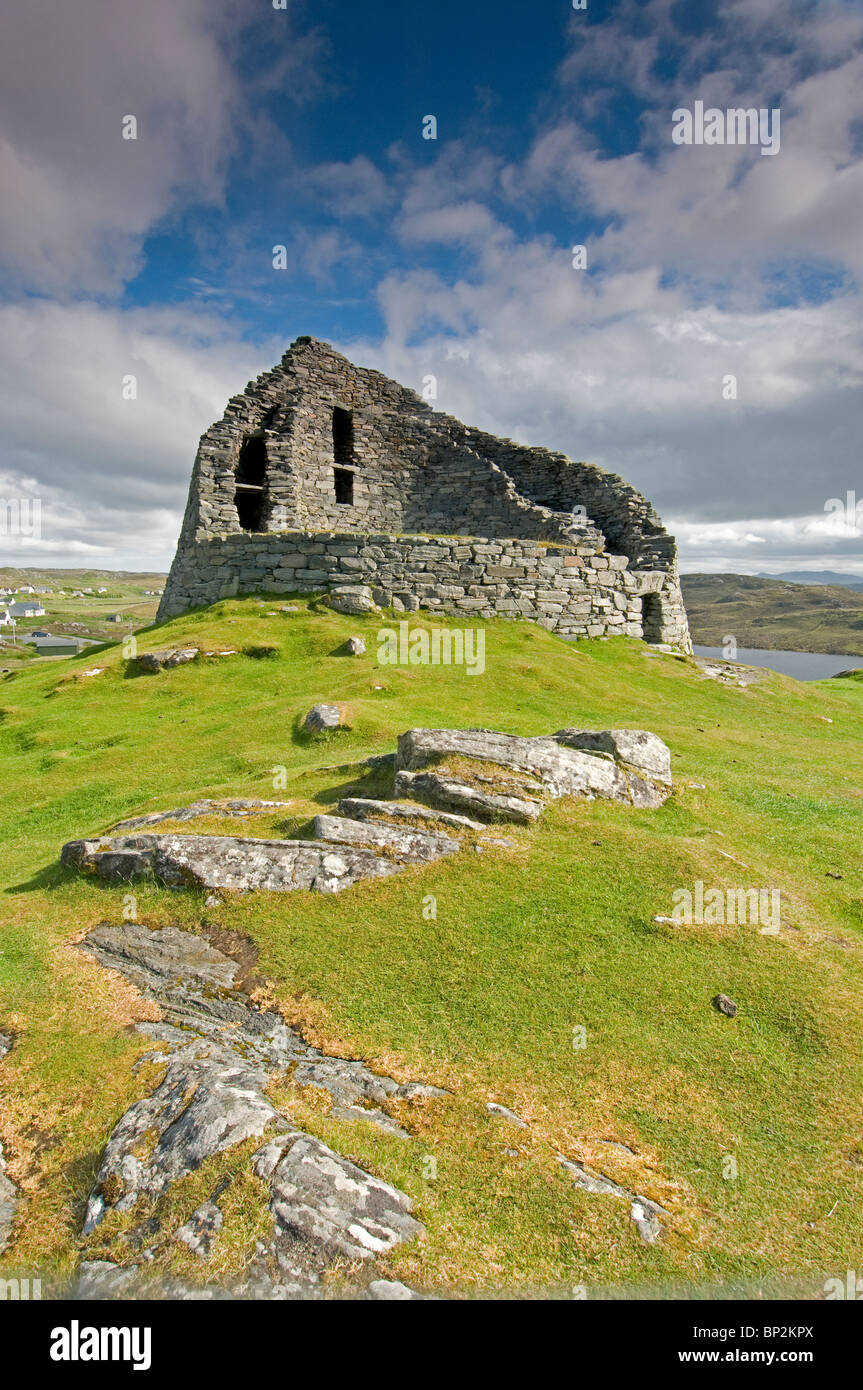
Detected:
[9,601,46,619]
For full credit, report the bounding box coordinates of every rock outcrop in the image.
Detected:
[62,834,402,894]
[61,725,672,894]
[253,1131,423,1262]
[395,727,673,813]
[304,704,343,732]
[110,799,293,833]
[136,647,199,672]
[76,920,439,1297]
[558,1155,668,1245]
[0,1140,18,1257]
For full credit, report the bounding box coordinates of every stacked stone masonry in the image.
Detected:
[159,337,691,650]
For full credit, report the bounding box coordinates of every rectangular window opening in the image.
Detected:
[332,406,354,464]
[334,467,354,505]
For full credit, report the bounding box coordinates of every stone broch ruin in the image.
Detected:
[158,336,691,650]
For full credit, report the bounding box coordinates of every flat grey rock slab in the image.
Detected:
[110,799,293,832]
[62,833,400,894]
[254,1132,423,1261]
[487,1102,528,1128]
[81,923,444,1114]
[395,769,544,824]
[330,1105,411,1139]
[629,1195,666,1244]
[338,797,486,832]
[83,1050,290,1232]
[77,919,444,1259]
[291,1052,447,1110]
[0,1026,18,1252]
[73,1261,140,1300]
[366,1279,427,1300]
[553,728,672,785]
[559,1155,631,1199]
[396,727,671,807]
[313,813,460,863]
[82,920,240,994]
[694,657,761,687]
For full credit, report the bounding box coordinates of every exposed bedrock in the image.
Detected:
[395,727,673,812]
[76,920,439,1296]
[60,725,673,892]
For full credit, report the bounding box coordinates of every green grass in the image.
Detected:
[682,572,863,657]
[0,595,861,1295]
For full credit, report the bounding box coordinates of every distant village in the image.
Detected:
[0,581,164,659]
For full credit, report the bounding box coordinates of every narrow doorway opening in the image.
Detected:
[641,592,664,642]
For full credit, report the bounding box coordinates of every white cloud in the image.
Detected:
[0,302,271,568]
[0,0,289,294]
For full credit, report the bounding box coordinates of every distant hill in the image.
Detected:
[0,566,166,591]
[681,572,863,656]
[758,570,863,592]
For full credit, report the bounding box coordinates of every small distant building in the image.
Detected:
[105,613,127,623]
[31,635,86,656]
[10,601,46,618]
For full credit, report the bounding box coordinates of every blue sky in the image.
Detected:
[125,0,578,341]
[1,0,862,572]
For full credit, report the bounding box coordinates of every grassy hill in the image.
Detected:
[0,597,861,1296]
[682,573,863,656]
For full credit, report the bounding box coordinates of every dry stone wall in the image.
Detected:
[159,337,691,650]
